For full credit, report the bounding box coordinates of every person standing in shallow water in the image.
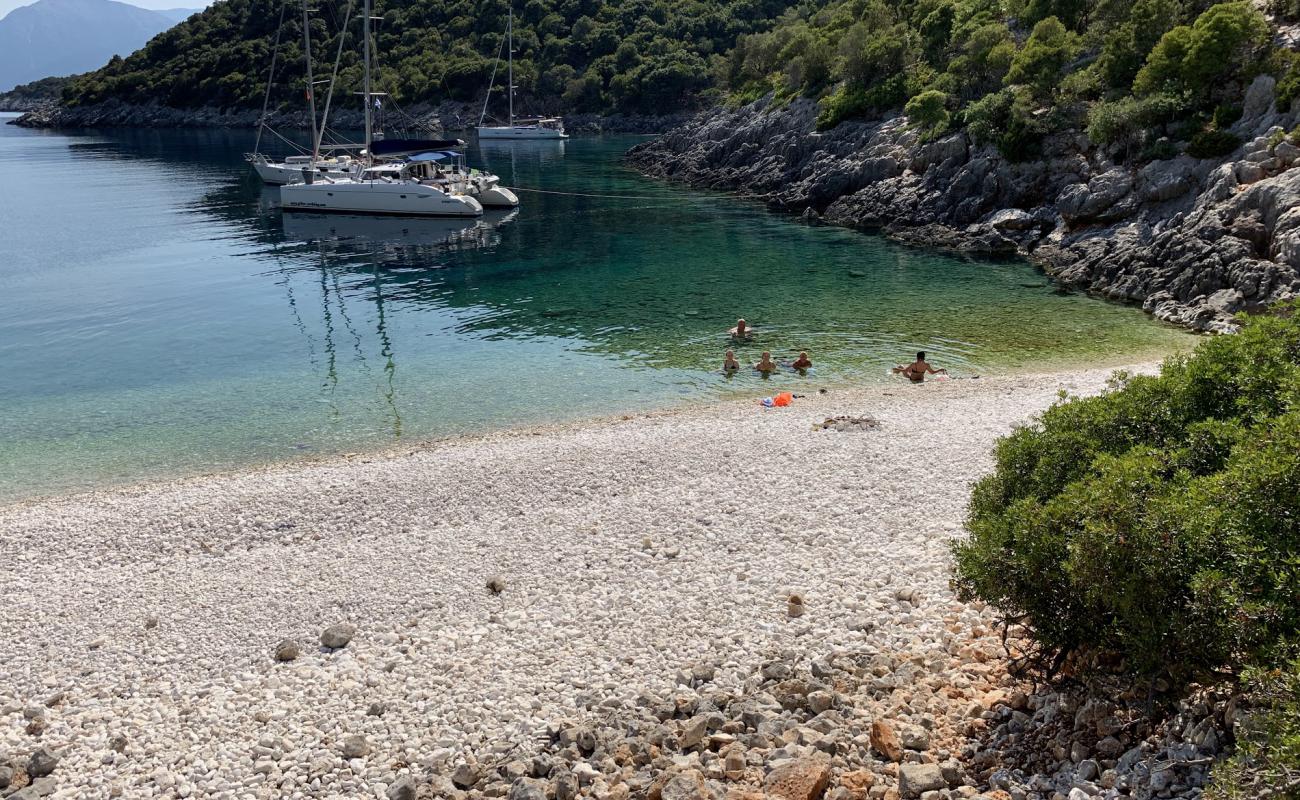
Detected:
[722,350,740,372]
[893,351,946,383]
[754,351,777,376]
[729,318,753,341]
[790,351,812,371]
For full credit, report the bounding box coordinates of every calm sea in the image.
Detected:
[0,114,1193,501]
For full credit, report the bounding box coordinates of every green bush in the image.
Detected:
[905,89,951,139]
[1005,16,1079,96]
[1134,2,1271,103]
[1187,129,1242,158]
[953,303,1300,682]
[815,84,871,130]
[965,86,1046,161]
[1207,658,1300,799]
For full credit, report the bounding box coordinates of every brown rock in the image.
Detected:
[764,758,831,800]
[840,771,875,792]
[870,720,903,762]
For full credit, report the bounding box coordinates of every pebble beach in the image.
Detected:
[2,365,1202,800]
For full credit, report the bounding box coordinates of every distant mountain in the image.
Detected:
[153,6,198,23]
[0,0,191,91]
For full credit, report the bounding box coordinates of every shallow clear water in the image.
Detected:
[0,114,1194,502]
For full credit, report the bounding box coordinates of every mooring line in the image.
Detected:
[510,187,687,201]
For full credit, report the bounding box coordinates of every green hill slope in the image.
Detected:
[60,0,800,115]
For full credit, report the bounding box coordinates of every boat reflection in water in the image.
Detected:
[279,208,519,259]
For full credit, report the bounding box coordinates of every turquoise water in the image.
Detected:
[0,114,1194,502]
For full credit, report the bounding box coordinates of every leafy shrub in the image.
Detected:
[1139,138,1180,161]
[905,89,950,139]
[815,85,871,130]
[1187,129,1242,158]
[1087,92,1187,147]
[965,86,1047,161]
[1005,16,1079,96]
[1134,2,1271,103]
[1206,658,1300,799]
[953,303,1300,682]
[1212,103,1243,129]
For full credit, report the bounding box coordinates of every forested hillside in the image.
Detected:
[60,0,799,115]
[726,0,1297,158]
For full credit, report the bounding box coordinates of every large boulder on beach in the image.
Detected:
[320,622,356,649]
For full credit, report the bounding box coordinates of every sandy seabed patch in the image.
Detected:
[0,365,1148,799]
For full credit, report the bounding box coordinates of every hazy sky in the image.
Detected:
[0,0,212,21]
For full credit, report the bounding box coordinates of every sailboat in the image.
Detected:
[244,0,364,184]
[280,0,483,217]
[475,4,568,140]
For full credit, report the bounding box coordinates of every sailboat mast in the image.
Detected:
[507,3,513,127]
[362,0,372,160]
[301,0,319,161]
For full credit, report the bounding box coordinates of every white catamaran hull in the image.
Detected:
[476,125,568,140]
[280,180,484,217]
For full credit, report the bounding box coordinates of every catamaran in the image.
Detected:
[370,138,519,208]
[475,4,568,140]
[280,0,484,217]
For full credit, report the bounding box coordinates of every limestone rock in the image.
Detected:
[341,735,370,759]
[870,720,903,761]
[898,763,946,799]
[321,622,357,649]
[26,747,58,778]
[387,776,418,800]
[764,758,831,800]
[273,639,300,662]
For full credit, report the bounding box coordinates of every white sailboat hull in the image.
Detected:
[280,179,484,217]
[473,182,519,208]
[251,156,358,186]
[476,125,568,140]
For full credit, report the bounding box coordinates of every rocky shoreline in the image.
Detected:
[9,98,687,135]
[627,78,1300,332]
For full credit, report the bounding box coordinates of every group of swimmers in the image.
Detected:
[722,317,947,383]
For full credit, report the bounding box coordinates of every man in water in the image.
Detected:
[791,351,812,371]
[723,350,740,372]
[893,351,946,383]
[730,318,753,341]
[754,351,777,375]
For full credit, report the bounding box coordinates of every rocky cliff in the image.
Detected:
[628,77,1300,332]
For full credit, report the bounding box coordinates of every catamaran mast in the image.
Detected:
[301,0,319,161]
[313,0,354,159]
[362,0,372,160]
[507,3,513,127]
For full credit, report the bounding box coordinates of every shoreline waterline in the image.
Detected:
[0,353,1182,508]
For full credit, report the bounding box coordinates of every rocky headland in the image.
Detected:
[9,98,686,135]
[627,77,1300,332]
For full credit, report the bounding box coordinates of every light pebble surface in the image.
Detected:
[0,365,1149,799]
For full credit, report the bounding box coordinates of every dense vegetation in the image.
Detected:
[61,0,798,115]
[0,74,72,107]
[952,304,1300,792]
[728,0,1287,158]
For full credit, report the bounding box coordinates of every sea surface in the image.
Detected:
[0,114,1194,502]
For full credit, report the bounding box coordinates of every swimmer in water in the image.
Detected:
[892,351,947,383]
[791,351,812,371]
[754,351,777,375]
[729,318,753,341]
[723,349,740,372]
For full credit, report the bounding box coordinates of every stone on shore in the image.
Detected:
[320,622,357,649]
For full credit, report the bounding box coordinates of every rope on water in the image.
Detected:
[510,187,689,201]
